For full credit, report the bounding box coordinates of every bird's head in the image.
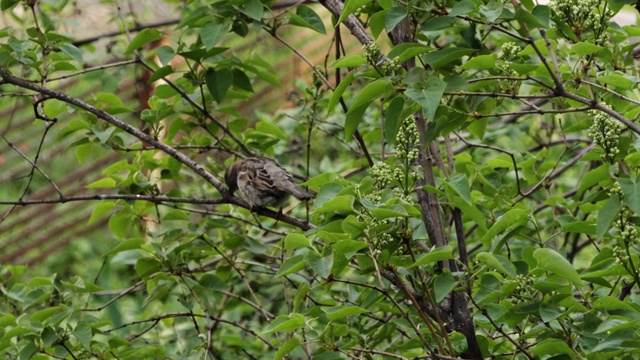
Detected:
[224,161,241,194]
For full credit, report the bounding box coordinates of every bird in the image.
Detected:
[224,157,315,209]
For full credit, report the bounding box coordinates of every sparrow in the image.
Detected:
[224,157,315,209]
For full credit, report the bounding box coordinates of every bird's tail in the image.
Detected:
[289,185,316,200]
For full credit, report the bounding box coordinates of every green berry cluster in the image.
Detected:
[587,109,622,163]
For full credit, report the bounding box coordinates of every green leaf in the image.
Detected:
[619,175,640,214]
[577,164,610,195]
[198,273,227,290]
[514,8,545,28]
[476,252,516,278]
[338,0,372,25]
[304,251,333,279]
[345,77,394,138]
[43,99,66,118]
[59,43,83,63]
[448,0,476,16]
[530,339,574,358]
[30,306,65,323]
[274,337,301,360]
[148,65,174,83]
[1,0,20,11]
[261,314,305,335]
[456,54,497,69]
[125,28,163,54]
[385,6,407,32]
[384,96,404,144]
[423,48,475,69]
[200,21,229,51]
[329,54,367,68]
[595,318,638,334]
[531,5,551,27]
[85,178,116,189]
[443,173,472,204]
[284,233,311,251]
[275,255,307,278]
[451,195,487,231]
[409,246,453,267]
[256,119,287,139]
[232,68,253,92]
[288,5,326,34]
[314,195,355,215]
[393,44,432,64]
[135,258,161,278]
[323,305,368,321]
[533,248,583,286]
[293,283,309,313]
[73,322,92,349]
[596,73,634,90]
[328,70,355,114]
[350,77,393,110]
[480,208,531,246]
[434,272,457,303]
[333,239,369,259]
[0,313,16,327]
[480,0,504,22]
[369,10,387,39]
[421,16,456,31]
[242,0,263,20]
[109,212,130,238]
[369,206,407,220]
[156,45,174,66]
[205,67,233,104]
[593,296,636,312]
[104,238,144,256]
[597,196,622,239]
[539,302,562,322]
[570,42,603,56]
[345,104,368,139]
[405,77,446,121]
[561,220,596,235]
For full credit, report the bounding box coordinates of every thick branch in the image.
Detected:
[318,0,374,46]
[0,67,314,231]
[0,65,226,194]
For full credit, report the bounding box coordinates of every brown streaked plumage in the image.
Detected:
[224,157,315,208]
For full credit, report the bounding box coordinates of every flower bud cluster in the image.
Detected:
[515,274,534,292]
[393,187,414,203]
[612,245,630,264]
[608,181,622,197]
[587,109,622,163]
[363,43,383,66]
[616,207,639,246]
[550,0,613,34]
[395,116,420,163]
[371,162,392,189]
[382,56,401,75]
[499,42,521,60]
